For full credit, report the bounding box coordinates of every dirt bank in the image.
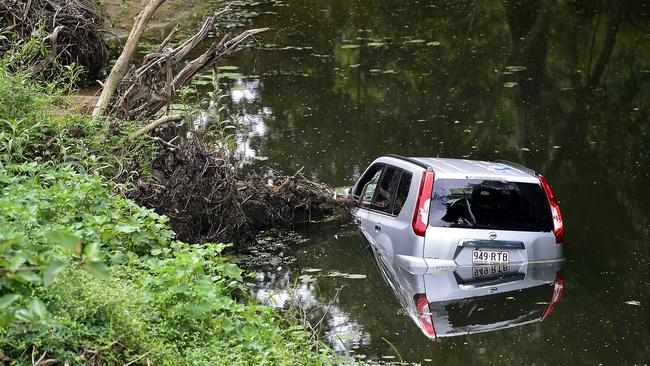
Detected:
[102,0,208,39]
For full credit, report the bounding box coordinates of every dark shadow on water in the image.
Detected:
[181,0,650,362]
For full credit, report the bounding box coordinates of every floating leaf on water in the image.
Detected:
[381,355,396,359]
[326,271,346,277]
[254,156,269,161]
[625,300,641,306]
[520,147,531,152]
[337,331,363,341]
[349,64,361,68]
[503,81,518,88]
[426,41,441,46]
[218,65,239,71]
[343,274,366,279]
[406,39,425,44]
[341,44,360,49]
[369,69,381,73]
[505,65,526,72]
[221,72,244,80]
[302,268,322,273]
[367,42,385,47]
[382,69,396,74]
[299,274,316,283]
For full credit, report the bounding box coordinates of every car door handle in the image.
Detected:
[374,223,382,232]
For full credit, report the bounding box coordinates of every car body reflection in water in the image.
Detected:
[371,246,564,340]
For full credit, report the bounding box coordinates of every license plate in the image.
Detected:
[473,264,510,278]
[472,250,509,264]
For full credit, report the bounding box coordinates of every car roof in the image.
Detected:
[379,156,540,183]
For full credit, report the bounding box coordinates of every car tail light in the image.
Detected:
[413,294,436,339]
[537,174,564,243]
[541,275,565,321]
[412,170,435,236]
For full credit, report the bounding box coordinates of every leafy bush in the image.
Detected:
[0,47,333,365]
[0,62,155,180]
[0,162,331,365]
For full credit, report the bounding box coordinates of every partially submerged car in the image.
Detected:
[351,155,564,273]
[371,245,565,339]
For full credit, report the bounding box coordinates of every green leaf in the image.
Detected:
[426,41,441,46]
[86,261,109,279]
[406,39,425,44]
[367,42,385,47]
[45,231,82,254]
[341,44,360,49]
[31,299,46,319]
[218,65,239,71]
[187,302,211,317]
[15,271,40,283]
[14,309,36,323]
[115,224,137,233]
[83,242,101,262]
[0,294,20,309]
[43,260,66,286]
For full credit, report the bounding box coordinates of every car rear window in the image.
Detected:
[429,179,552,232]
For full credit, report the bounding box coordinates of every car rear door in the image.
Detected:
[362,165,426,271]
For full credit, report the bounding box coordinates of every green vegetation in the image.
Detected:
[0,48,332,365]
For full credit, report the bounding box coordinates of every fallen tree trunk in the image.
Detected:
[132,126,354,244]
[100,6,267,120]
[92,0,167,117]
[128,114,183,140]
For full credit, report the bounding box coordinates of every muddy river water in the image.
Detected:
[176,0,649,363]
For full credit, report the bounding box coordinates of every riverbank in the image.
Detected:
[0,56,336,365]
[101,0,207,39]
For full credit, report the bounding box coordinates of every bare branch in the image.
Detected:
[128,114,184,140]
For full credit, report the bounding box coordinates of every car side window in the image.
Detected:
[392,171,412,215]
[371,167,402,214]
[359,166,384,208]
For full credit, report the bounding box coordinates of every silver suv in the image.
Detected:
[351,155,564,274]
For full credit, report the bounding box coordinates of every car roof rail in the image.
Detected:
[494,160,537,176]
[383,154,433,171]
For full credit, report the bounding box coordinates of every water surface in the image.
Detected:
[187,0,649,363]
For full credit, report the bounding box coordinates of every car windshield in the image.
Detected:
[429,179,552,232]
